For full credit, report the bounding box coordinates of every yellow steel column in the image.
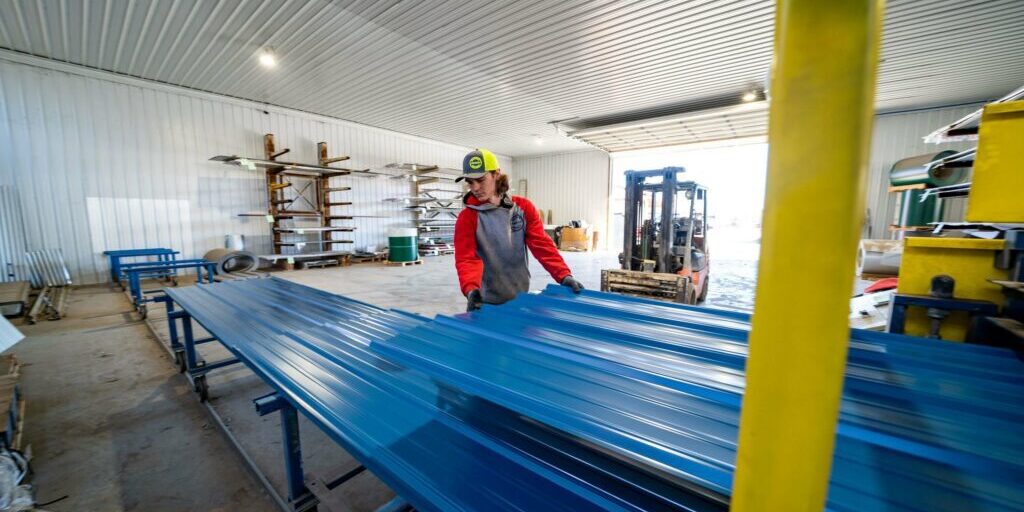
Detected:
[731,1,884,511]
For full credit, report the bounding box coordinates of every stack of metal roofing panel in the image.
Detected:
[373,285,1024,512]
[24,249,73,323]
[25,249,72,288]
[168,277,727,511]
[168,277,1023,511]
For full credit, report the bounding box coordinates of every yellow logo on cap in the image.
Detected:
[469,156,483,169]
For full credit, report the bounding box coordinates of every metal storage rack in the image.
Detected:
[924,85,1024,144]
[212,134,372,269]
[385,164,464,257]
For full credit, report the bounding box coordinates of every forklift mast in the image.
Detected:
[621,167,707,274]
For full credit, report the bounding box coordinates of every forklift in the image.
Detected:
[602,167,710,304]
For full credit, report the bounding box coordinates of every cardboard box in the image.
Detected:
[559,227,591,251]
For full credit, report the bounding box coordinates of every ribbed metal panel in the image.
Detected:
[864,105,978,239]
[511,150,611,249]
[1,0,1021,157]
[166,276,1024,511]
[0,56,495,285]
[25,248,73,288]
[378,283,1024,510]
[0,186,29,282]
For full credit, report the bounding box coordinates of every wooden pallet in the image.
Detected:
[301,257,346,269]
[350,252,388,263]
[419,249,454,257]
[601,269,692,303]
[384,259,423,267]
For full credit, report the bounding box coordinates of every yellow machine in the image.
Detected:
[887,99,1024,344]
[895,238,1008,341]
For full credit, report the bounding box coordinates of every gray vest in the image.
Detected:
[467,195,531,304]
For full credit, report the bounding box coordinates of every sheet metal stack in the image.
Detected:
[379,286,1023,511]
[170,278,1023,511]
[24,249,72,323]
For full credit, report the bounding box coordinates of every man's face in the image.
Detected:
[466,172,497,202]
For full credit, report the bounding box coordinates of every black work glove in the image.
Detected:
[561,275,584,294]
[466,289,483,312]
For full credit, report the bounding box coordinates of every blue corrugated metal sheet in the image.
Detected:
[165,277,722,512]
[375,285,1023,511]
[165,277,1023,512]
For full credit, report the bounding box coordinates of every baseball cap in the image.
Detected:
[457,148,500,182]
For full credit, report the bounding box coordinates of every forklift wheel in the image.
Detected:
[698,279,709,303]
[138,304,148,319]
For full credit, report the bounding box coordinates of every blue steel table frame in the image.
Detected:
[124,260,216,318]
[161,298,240,401]
[159,288,410,512]
[887,293,1000,339]
[102,248,179,288]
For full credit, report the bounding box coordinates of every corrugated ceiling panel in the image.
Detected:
[0,57,494,284]
[572,102,770,152]
[510,150,611,249]
[1,0,1021,157]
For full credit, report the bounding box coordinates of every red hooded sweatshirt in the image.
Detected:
[454,193,571,304]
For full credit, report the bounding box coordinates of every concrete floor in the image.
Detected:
[13,286,276,511]
[7,250,759,511]
[281,249,759,316]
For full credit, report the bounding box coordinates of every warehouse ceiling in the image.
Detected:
[1,0,1022,157]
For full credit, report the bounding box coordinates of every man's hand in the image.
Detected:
[561,275,584,294]
[466,289,483,312]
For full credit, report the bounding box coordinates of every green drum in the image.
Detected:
[388,228,419,262]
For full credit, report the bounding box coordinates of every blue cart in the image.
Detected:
[103,248,179,288]
[123,259,217,318]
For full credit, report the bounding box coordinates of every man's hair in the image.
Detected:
[495,173,510,195]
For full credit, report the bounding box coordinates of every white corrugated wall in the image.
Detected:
[0,185,29,281]
[0,56,502,284]
[510,150,611,249]
[864,105,978,239]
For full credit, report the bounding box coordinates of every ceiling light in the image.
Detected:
[742,91,758,102]
[533,135,545,146]
[258,47,277,68]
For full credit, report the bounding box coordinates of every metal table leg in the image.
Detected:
[180,313,210,400]
[255,393,315,511]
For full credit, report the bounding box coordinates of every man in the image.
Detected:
[454,148,584,312]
